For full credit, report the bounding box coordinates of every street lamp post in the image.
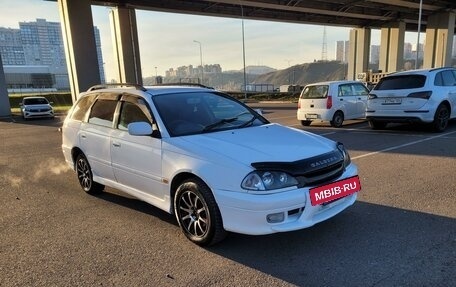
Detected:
[193,40,203,85]
[415,0,423,69]
[241,4,247,99]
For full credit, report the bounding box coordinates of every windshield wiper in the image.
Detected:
[202,117,238,132]
[239,114,258,128]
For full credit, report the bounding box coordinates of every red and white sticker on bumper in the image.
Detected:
[310,175,361,206]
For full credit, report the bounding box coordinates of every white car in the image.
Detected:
[366,67,456,132]
[297,80,369,127]
[20,96,54,120]
[61,84,360,245]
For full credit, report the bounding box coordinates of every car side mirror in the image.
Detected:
[128,122,161,138]
[128,122,153,136]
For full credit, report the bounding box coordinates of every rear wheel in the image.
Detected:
[330,111,344,128]
[174,178,226,246]
[75,154,104,194]
[300,120,312,126]
[432,104,450,132]
[368,120,387,130]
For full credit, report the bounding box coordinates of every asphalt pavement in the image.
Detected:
[1,106,455,287]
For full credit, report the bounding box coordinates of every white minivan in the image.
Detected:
[297,80,370,127]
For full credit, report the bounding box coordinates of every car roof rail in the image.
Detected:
[152,82,214,89]
[87,83,147,92]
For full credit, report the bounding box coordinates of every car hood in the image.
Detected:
[173,123,336,166]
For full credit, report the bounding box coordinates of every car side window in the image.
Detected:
[352,83,369,96]
[439,71,456,86]
[88,99,117,127]
[118,101,151,131]
[70,94,97,121]
[338,84,353,97]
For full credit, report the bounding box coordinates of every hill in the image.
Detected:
[253,61,347,87]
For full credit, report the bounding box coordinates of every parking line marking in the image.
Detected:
[352,130,456,160]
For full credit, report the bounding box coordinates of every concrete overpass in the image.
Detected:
[1,0,456,115]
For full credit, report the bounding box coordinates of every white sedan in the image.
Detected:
[61,84,360,245]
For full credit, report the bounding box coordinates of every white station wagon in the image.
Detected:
[61,84,360,245]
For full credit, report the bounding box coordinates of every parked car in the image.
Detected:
[19,96,54,120]
[366,67,456,132]
[61,83,360,246]
[297,80,369,127]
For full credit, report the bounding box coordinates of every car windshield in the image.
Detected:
[24,98,49,105]
[300,85,328,99]
[374,75,426,90]
[153,91,266,136]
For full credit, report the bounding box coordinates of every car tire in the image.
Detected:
[300,120,312,126]
[432,104,450,132]
[368,120,387,130]
[330,111,344,128]
[174,178,226,246]
[75,153,104,194]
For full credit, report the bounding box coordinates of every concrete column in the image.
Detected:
[58,0,100,102]
[379,22,405,73]
[347,28,371,80]
[110,7,142,85]
[0,54,11,117]
[423,12,455,68]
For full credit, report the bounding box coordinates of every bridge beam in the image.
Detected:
[109,7,143,85]
[379,21,405,73]
[347,28,371,81]
[423,12,455,68]
[58,0,100,102]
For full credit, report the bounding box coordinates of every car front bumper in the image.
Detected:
[22,109,54,119]
[213,164,358,235]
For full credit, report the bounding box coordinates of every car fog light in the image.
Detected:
[266,212,285,223]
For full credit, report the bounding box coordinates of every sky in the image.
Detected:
[0,0,424,82]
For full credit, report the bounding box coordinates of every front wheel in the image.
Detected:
[432,104,450,132]
[75,154,104,194]
[174,178,226,246]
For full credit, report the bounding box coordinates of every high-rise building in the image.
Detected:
[370,45,380,64]
[0,18,105,89]
[0,28,25,65]
[335,40,349,63]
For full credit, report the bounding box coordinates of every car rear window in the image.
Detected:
[374,75,426,90]
[300,85,328,99]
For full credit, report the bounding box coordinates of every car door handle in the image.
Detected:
[112,142,121,147]
[80,134,86,139]
[339,99,343,101]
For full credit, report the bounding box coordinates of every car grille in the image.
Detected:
[30,108,51,112]
[251,150,345,187]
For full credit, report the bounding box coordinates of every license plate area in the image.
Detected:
[382,98,402,105]
[310,176,361,206]
[305,114,318,119]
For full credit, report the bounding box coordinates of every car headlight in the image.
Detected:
[242,171,298,192]
[337,143,351,168]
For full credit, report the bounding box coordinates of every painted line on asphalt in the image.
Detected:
[351,130,456,160]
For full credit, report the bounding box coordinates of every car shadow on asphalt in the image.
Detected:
[207,202,456,286]
[93,188,178,226]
